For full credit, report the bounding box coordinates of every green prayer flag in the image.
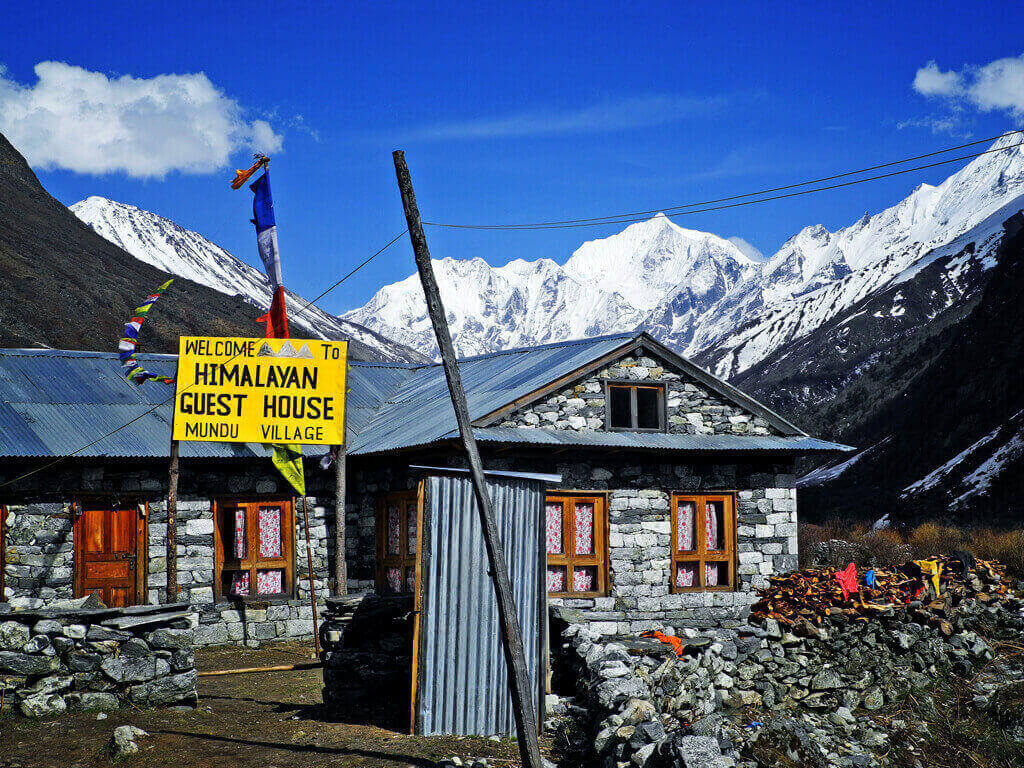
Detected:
[271,444,305,496]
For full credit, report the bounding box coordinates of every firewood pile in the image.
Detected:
[750,555,1013,630]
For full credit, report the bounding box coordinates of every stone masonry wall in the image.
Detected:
[490,452,798,634]
[495,353,777,436]
[1,459,338,648]
[0,602,197,718]
[345,449,798,633]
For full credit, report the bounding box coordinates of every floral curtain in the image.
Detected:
[573,567,595,592]
[574,502,594,554]
[546,502,563,554]
[676,502,695,551]
[386,504,401,555]
[706,501,722,550]
[233,508,247,559]
[258,507,282,558]
[547,566,565,593]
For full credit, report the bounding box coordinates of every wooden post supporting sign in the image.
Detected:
[393,150,544,768]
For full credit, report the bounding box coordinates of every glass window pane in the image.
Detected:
[608,386,632,429]
[546,566,566,594]
[572,566,597,593]
[221,507,246,560]
[258,506,283,558]
[636,387,660,429]
[573,502,595,555]
[225,570,250,596]
[256,569,284,595]
[405,567,416,593]
[385,567,403,594]
[706,500,725,551]
[545,502,563,554]
[676,562,698,588]
[386,504,401,555]
[676,501,696,552]
[705,562,728,587]
[407,505,417,555]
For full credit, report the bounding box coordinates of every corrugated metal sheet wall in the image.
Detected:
[415,473,544,737]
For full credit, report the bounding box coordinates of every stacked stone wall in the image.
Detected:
[0,602,197,718]
[1,459,337,647]
[496,354,777,436]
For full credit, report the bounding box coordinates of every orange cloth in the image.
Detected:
[639,630,686,657]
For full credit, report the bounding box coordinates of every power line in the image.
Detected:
[0,230,407,490]
[424,130,1024,230]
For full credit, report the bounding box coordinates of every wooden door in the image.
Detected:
[74,503,145,607]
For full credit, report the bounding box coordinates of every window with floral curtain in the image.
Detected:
[546,494,607,597]
[671,494,735,592]
[215,499,294,601]
[376,490,419,595]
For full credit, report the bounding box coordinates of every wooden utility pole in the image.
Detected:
[333,449,348,595]
[393,151,543,768]
[166,439,180,602]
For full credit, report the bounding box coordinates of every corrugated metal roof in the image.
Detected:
[347,334,636,455]
[354,427,854,456]
[0,349,325,459]
[0,335,846,460]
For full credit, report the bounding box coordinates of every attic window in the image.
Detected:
[605,382,665,431]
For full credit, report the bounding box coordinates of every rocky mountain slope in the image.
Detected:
[0,132,265,353]
[70,196,427,363]
[789,214,1024,525]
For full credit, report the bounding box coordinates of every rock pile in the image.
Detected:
[552,560,1024,768]
[0,601,197,717]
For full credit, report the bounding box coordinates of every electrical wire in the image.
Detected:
[423,129,1024,230]
[0,230,408,490]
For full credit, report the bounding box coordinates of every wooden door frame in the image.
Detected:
[72,498,148,605]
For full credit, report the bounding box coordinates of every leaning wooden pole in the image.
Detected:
[393,150,543,768]
[333,449,348,596]
[166,438,180,603]
[300,498,322,657]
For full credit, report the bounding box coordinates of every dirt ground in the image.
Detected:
[0,641,542,768]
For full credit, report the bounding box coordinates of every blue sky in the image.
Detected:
[2,1,1023,313]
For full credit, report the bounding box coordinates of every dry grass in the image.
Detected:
[799,522,1024,578]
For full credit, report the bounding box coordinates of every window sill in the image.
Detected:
[215,593,297,607]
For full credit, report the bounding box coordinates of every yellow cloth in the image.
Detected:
[914,559,943,596]
[271,444,305,496]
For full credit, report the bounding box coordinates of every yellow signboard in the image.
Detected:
[172,336,347,445]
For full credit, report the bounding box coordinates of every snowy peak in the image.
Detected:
[564,212,756,311]
[70,196,425,363]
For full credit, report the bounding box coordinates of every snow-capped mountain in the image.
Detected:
[345,134,1024,375]
[70,197,427,363]
[343,214,757,356]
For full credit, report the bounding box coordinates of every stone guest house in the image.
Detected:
[0,332,849,642]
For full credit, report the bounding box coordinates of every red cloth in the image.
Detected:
[835,563,859,601]
[640,630,686,657]
[257,285,290,338]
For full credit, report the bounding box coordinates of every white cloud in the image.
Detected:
[911,54,1024,123]
[912,61,964,97]
[727,236,764,262]
[407,94,734,141]
[0,61,283,178]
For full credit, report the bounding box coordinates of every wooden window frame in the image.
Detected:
[212,497,296,604]
[670,493,736,593]
[545,492,609,598]
[376,489,421,595]
[603,379,666,432]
